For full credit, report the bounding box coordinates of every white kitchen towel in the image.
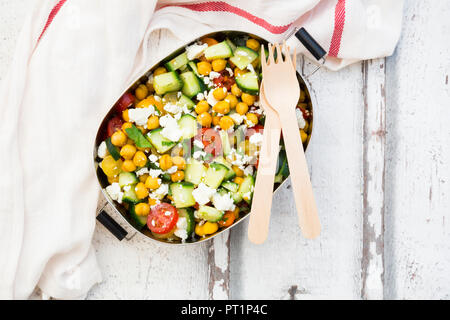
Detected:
[0,0,404,299]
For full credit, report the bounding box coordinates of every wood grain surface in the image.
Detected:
[1,0,449,300]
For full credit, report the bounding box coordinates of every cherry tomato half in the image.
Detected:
[107,116,124,137]
[195,128,222,159]
[213,70,235,91]
[246,124,264,139]
[116,92,135,112]
[147,203,179,234]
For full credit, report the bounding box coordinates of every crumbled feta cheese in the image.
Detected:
[164,103,182,114]
[128,106,155,126]
[106,183,123,204]
[209,71,221,79]
[166,165,178,174]
[155,183,169,196]
[186,43,208,60]
[159,114,182,142]
[295,108,306,129]
[229,112,245,125]
[174,217,189,241]
[245,117,256,127]
[193,139,204,149]
[135,167,149,176]
[243,191,252,201]
[203,77,211,85]
[212,192,235,211]
[247,63,256,73]
[123,185,131,192]
[225,67,233,77]
[243,165,254,176]
[196,92,205,101]
[249,132,263,145]
[192,183,216,205]
[149,169,162,178]
[146,73,154,85]
[97,141,108,158]
[193,150,206,159]
[149,154,158,163]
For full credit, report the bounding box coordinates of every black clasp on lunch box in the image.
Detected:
[294,27,327,61]
[96,210,128,241]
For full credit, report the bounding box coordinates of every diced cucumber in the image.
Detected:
[170,182,196,208]
[230,46,259,70]
[105,137,120,160]
[274,149,288,183]
[232,192,243,204]
[197,205,224,222]
[178,208,195,236]
[213,156,236,181]
[235,72,259,95]
[123,185,139,204]
[153,71,183,95]
[221,181,239,193]
[204,41,233,60]
[178,114,197,139]
[204,162,228,189]
[147,128,176,153]
[165,52,189,71]
[225,38,237,52]
[219,130,231,156]
[185,159,206,185]
[177,94,195,109]
[129,204,147,228]
[187,61,200,77]
[118,172,138,188]
[238,175,255,204]
[163,92,195,110]
[180,71,205,98]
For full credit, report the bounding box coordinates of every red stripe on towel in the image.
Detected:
[161,1,292,34]
[329,0,346,57]
[37,0,67,44]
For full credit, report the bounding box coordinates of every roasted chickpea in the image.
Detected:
[219,116,234,130]
[202,222,219,235]
[241,93,256,106]
[133,151,147,167]
[246,113,259,126]
[135,182,149,200]
[246,38,260,51]
[213,87,227,100]
[135,84,148,100]
[195,100,209,114]
[154,67,167,76]
[120,144,136,160]
[136,98,152,109]
[236,102,249,115]
[111,131,127,147]
[159,154,173,171]
[171,171,185,182]
[231,83,242,97]
[197,112,212,127]
[122,109,130,122]
[212,115,221,126]
[122,159,137,172]
[145,176,161,190]
[195,224,205,237]
[213,100,230,114]
[232,165,244,177]
[139,173,149,183]
[172,156,186,170]
[197,61,212,76]
[148,198,158,206]
[201,37,219,46]
[147,95,164,113]
[234,176,244,185]
[101,156,122,177]
[300,129,308,143]
[225,94,238,109]
[147,115,159,130]
[212,59,227,72]
[234,68,246,77]
[135,203,150,216]
[107,175,119,184]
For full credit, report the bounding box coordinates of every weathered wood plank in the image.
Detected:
[361,59,386,300]
[208,231,231,299]
[230,58,365,299]
[384,0,450,299]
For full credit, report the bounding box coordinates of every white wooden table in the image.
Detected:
[1,0,449,300]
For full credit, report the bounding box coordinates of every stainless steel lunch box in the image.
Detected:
[93,29,326,245]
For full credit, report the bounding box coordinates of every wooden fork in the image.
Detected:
[260,42,321,239]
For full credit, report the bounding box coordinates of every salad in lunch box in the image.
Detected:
[96,33,313,243]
